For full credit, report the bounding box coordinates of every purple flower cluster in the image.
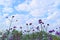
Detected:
[49,30,55,33]
[56,31,60,35]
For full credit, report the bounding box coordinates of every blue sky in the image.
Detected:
[0,0,60,33]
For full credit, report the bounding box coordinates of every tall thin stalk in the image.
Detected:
[6,16,14,40]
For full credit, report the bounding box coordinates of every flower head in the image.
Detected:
[24,30,26,32]
[32,29,35,31]
[29,23,32,25]
[9,28,12,30]
[36,26,39,30]
[20,26,22,29]
[55,31,60,35]
[49,30,55,33]
[13,26,16,28]
[12,16,14,18]
[47,24,49,26]
[59,27,60,28]
[6,16,8,18]
[56,28,58,29]
[16,20,18,22]
[42,22,44,24]
[26,23,28,26]
[38,19,42,24]
[44,25,45,28]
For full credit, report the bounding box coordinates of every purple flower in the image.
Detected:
[56,31,60,35]
[16,20,18,22]
[20,26,22,29]
[29,23,32,25]
[43,25,45,28]
[38,19,42,24]
[49,31,53,33]
[56,28,58,29]
[49,30,55,33]
[52,30,55,32]
[42,22,44,24]
[12,16,14,18]
[13,26,16,28]
[24,30,26,32]
[9,28,12,30]
[32,29,35,31]
[26,23,28,26]
[47,24,49,26]
[59,27,60,28]
[36,26,39,30]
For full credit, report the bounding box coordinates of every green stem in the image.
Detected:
[41,24,42,31]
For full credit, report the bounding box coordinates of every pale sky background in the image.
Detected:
[0,0,60,33]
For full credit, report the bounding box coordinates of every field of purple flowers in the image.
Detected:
[0,16,60,40]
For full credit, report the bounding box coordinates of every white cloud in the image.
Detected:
[15,0,48,17]
[0,0,12,7]
[3,13,9,17]
[15,3,30,11]
[2,7,13,13]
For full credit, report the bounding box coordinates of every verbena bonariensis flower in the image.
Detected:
[56,28,58,29]
[24,30,26,32]
[43,25,45,28]
[26,23,28,26]
[59,27,60,28]
[20,26,22,29]
[42,22,44,24]
[32,29,35,31]
[29,23,32,25]
[56,31,60,35]
[47,24,49,26]
[38,19,42,24]
[13,26,16,28]
[12,16,14,18]
[16,20,18,22]
[9,28,12,30]
[36,26,39,30]
[49,30,55,33]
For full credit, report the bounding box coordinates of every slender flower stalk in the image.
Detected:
[20,26,22,38]
[36,26,40,31]
[9,16,15,29]
[46,24,49,33]
[38,19,44,40]
[26,23,28,33]
[32,29,35,40]
[41,23,43,31]
[26,23,30,39]
[59,27,60,33]
[20,26,22,31]
[6,16,15,40]
[38,19,44,31]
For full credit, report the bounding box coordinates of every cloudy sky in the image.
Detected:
[0,0,60,32]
